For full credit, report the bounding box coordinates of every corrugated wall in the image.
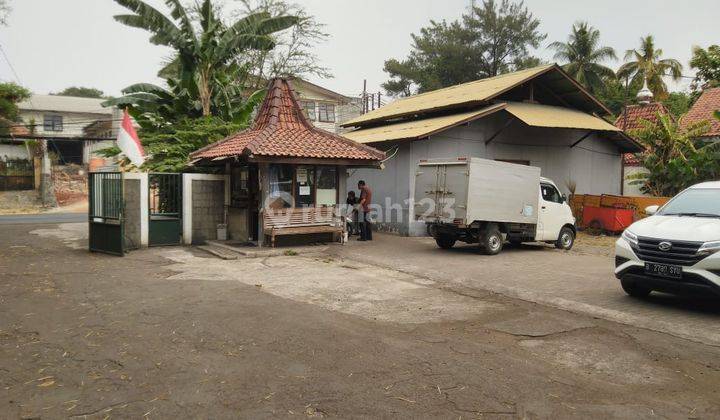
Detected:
[348,112,624,236]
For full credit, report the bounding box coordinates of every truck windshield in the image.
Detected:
[659,188,720,217]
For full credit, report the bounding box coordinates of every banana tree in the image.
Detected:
[112,0,298,116]
[628,113,716,196]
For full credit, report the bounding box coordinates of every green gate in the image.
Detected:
[149,173,182,246]
[88,172,124,256]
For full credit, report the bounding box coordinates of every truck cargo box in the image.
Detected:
[414,157,541,226]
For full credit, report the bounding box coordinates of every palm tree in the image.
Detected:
[617,35,683,99]
[111,0,298,116]
[549,22,617,93]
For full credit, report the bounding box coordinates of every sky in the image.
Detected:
[0,0,719,98]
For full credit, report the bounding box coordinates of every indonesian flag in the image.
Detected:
[116,109,145,167]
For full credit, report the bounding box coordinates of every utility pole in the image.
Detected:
[362,79,368,114]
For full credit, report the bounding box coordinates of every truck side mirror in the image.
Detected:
[561,193,567,203]
[645,205,659,216]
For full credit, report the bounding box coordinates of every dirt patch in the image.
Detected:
[570,232,618,257]
[0,190,42,214]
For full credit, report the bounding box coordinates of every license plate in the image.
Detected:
[644,262,682,279]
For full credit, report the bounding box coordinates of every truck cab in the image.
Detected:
[538,178,576,245]
[415,158,576,255]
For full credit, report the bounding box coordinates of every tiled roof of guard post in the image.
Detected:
[681,87,720,137]
[190,79,385,162]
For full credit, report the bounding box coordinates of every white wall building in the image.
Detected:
[291,78,361,134]
[342,64,641,235]
[17,95,117,166]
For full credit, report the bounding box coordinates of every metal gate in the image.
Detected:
[88,172,124,256]
[149,173,182,246]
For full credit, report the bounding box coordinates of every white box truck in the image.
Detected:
[414,157,576,254]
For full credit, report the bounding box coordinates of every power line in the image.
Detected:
[0,43,23,85]
[6,118,123,129]
[0,134,114,142]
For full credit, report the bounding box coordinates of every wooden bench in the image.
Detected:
[263,206,343,247]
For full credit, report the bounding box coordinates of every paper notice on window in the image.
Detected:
[299,186,311,196]
[296,169,307,183]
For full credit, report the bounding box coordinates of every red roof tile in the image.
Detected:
[623,153,641,166]
[615,103,670,167]
[10,125,31,136]
[681,87,720,137]
[191,79,384,162]
[614,102,670,132]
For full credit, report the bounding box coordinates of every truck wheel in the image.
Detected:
[479,226,503,255]
[620,278,652,298]
[555,227,575,250]
[435,235,456,249]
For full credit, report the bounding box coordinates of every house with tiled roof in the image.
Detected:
[340,64,642,235]
[681,87,720,141]
[190,78,384,246]
[613,85,672,196]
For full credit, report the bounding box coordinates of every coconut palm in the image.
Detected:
[617,35,683,99]
[111,0,298,116]
[549,22,617,93]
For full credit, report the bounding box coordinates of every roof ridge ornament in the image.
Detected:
[637,78,653,105]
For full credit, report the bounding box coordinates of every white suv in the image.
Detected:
[615,181,720,298]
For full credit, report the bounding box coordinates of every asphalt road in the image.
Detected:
[2,222,720,418]
[0,213,86,225]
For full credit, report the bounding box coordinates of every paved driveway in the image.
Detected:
[333,233,720,346]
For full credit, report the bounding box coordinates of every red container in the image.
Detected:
[581,205,634,234]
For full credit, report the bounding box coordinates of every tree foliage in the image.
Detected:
[99,117,248,172]
[109,0,298,116]
[53,86,105,98]
[101,0,295,170]
[689,45,720,91]
[549,22,616,94]
[0,82,31,135]
[237,0,331,87]
[617,35,683,100]
[382,0,545,96]
[0,0,10,26]
[594,77,637,117]
[629,114,717,196]
[661,91,692,118]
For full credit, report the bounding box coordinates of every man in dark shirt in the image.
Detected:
[357,180,373,241]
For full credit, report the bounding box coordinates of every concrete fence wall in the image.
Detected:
[123,178,142,250]
[120,173,229,248]
[182,174,229,246]
[189,179,226,245]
